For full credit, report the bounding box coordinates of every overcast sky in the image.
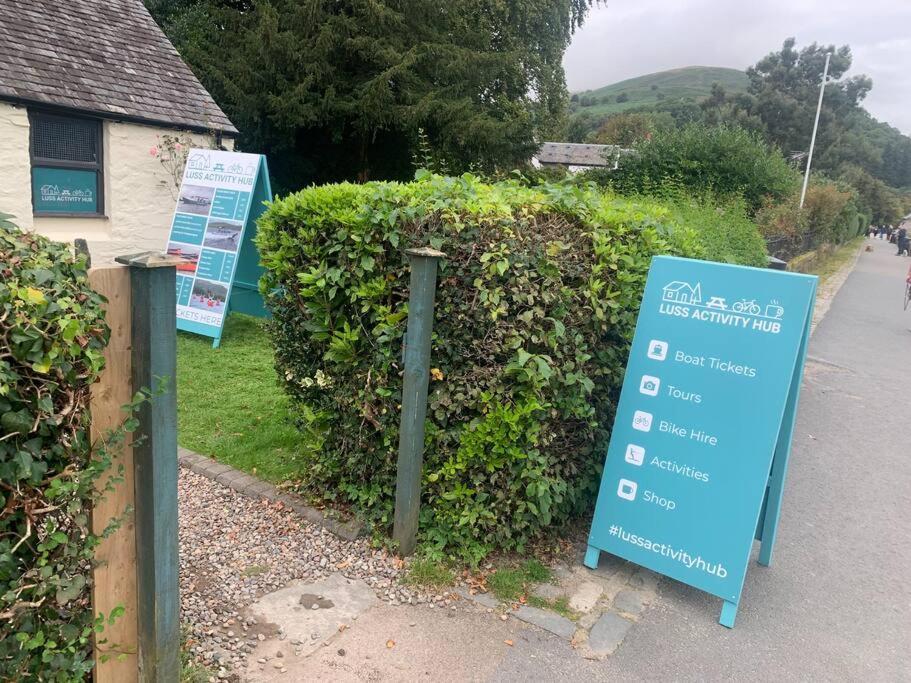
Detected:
[564,0,911,134]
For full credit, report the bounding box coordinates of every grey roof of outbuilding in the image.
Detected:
[535,142,619,167]
[0,0,237,135]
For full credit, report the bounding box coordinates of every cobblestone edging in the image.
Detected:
[177,447,363,541]
[456,556,660,660]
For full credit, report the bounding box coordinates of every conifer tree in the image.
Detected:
[147,0,595,191]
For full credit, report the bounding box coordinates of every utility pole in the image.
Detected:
[799,52,831,209]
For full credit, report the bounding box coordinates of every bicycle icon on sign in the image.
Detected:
[732,299,761,315]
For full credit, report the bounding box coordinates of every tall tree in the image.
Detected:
[146,0,594,191]
[743,39,871,158]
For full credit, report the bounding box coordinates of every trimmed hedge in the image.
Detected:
[0,221,118,679]
[257,174,764,561]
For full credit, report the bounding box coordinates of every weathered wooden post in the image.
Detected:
[393,247,445,556]
[115,252,182,682]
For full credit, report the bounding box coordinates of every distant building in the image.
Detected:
[0,0,238,262]
[531,142,626,173]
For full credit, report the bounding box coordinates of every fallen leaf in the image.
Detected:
[504,640,514,647]
[338,624,347,632]
[386,640,395,649]
[430,368,444,381]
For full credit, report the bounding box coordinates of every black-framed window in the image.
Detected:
[29,111,104,217]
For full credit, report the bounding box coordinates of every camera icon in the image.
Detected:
[639,375,661,396]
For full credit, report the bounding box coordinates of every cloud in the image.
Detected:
[565,0,911,133]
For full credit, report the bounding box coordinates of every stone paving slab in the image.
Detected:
[243,574,380,679]
[177,447,363,540]
[513,605,577,640]
[586,612,633,658]
[612,589,645,616]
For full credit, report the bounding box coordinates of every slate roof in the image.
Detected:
[535,142,621,167]
[0,0,237,135]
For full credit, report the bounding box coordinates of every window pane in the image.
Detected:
[32,167,99,214]
[32,115,99,163]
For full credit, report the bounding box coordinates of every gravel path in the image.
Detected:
[178,467,443,675]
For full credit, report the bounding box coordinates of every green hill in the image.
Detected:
[571,66,749,117]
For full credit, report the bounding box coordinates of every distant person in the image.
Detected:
[898,225,909,256]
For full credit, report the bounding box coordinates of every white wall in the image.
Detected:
[0,101,233,263]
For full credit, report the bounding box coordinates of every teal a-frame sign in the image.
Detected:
[164,149,272,347]
[585,256,817,628]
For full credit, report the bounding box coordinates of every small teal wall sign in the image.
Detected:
[164,149,272,347]
[585,255,817,628]
[32,167,99,214]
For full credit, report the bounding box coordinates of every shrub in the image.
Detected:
[667,196,768,267]
[802,181,860,244]
[585,124,800,213]
[756,180,862,259]
[591,113,654,146]
[0,220,124,679]
[257,174,760,562]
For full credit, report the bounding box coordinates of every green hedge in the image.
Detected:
[583,124,800,214]
[257,174,764,561]
[0,220,119,679]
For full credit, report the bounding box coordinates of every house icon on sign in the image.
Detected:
[187,152,210,170]
[662,281,702,305]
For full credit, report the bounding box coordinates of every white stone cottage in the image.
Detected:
[0,0,238,262]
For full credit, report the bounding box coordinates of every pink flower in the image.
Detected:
[150,147,159,157]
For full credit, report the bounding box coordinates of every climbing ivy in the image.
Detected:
[0,219,128,680]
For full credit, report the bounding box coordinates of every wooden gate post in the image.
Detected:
[116,252,182,682]
[90,266,138,682]
[392,247,445,557]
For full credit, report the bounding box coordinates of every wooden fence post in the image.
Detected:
[393,247,445,556]
[90,266,138,682]
[115,252,182,682]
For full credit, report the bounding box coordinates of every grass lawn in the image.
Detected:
[176,313,304,483]
[811,237,864,285]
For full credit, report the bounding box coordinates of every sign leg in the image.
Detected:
[758,291,814,566]
[719,600,738,628]
[583,544,601,570]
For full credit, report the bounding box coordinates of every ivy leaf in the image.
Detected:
[13,451,34,479]
[1,409,32,435]
[24,287,47,305]
[55,574,86,606]
[32,356,52,374]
